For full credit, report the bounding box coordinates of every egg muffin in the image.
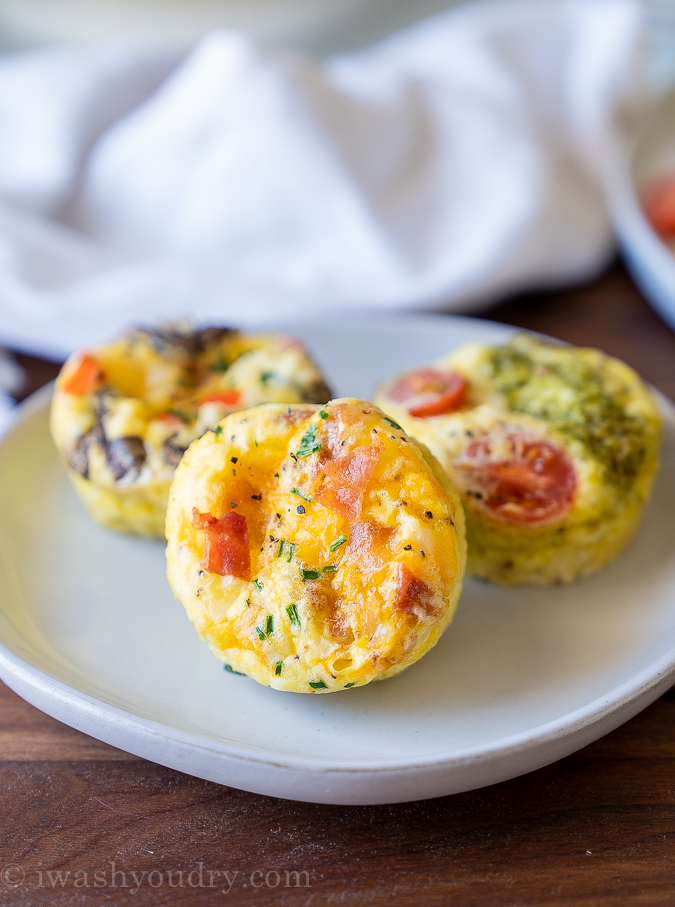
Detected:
[50,326,332,538]
[375,334,662,584]
[165,399,466,693]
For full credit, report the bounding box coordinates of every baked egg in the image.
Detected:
[50,325,331,538]
[165,399,466,692]
[375,334,662,584]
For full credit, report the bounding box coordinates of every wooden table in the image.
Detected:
[1,259,674,906]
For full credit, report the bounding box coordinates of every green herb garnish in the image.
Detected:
[344,682,356,689]
[309,680,328,690]
[286,603,301,629]
[322,565,337,573]
[301,568,322,581]
[383,416,402,430]
[253,578,263,592]
[214,425,223,437]
[211,353,229,372]
[296,424,322,458]
[255,627,266,641]
[223,663,244,675]
[329,535,347,552]
[260,371,275,384]
[275,660,283,676]
[287,542,295,563]
[291,487,312,503]
[319,410,329,420]
[264,614,274,636]
[277,539,286,558]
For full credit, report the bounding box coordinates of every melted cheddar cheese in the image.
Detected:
[165,399,466,692]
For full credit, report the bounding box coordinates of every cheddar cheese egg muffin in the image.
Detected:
[165,399,466,693]
[50,326,331,538]
[375,334,662,585]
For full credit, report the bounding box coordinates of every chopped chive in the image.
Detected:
[319,410,329,420]
[291,487,312,503]
[211,353,229,372]
[344,682,356,689]
[329,535,347,552]
[296,424,322,458]
[274,473,279,478]
[301,568,322,581]
[286,603,301,629]
[264,614,274,636]
[322,565,337,573]
[260,371,275,384]
[275,660,283,676]
[223,663,244,675]
[309,680,328,690]
[277,539,286,558]
[253,578,263,592]
[384,416,402,430]
[287,542,295,563]
[214,425,223,437]
[255,626,266,641]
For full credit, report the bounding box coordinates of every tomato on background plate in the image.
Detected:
[386,367,467,417]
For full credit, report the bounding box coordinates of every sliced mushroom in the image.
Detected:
[163,437,187,469]
[69,435,90,478]
[298,377,333,404]
[107,436,146,481]
[130,325,233,357]
[68,423,106,479]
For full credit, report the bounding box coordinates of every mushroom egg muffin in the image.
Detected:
[165,399,467,693]
[375,334,662,584]
[50,325,332,538]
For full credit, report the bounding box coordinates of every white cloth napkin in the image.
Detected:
[0,0,641,359]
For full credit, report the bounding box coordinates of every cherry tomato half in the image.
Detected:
[456,433,576,525]
[386,368,467,417]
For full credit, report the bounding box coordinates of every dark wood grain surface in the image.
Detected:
[1,259,675,907]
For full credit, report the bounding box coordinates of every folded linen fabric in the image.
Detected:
[0,0,641,359]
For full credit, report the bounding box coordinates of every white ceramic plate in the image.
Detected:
[1,314,674,806]
[608,88,675,332]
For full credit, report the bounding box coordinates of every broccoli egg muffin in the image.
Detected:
[375,334,662,585]
[165,399,466,693]
[50,325,332,538]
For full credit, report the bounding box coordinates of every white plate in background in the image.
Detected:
[0,314,674,805]
[609,88,675,332]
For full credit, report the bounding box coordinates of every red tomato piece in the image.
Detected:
[199,390,241,407]
[314,442,382,521]
[456,433,576,525]
[643,175,675,236]
[386,368,467,417]
[62,354,104,396]
[191,508,250,579]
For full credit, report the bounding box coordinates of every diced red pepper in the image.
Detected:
[62,354,104,396]
[199,390,241,407]
[191,508,250,580]
[314,442,382,521]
